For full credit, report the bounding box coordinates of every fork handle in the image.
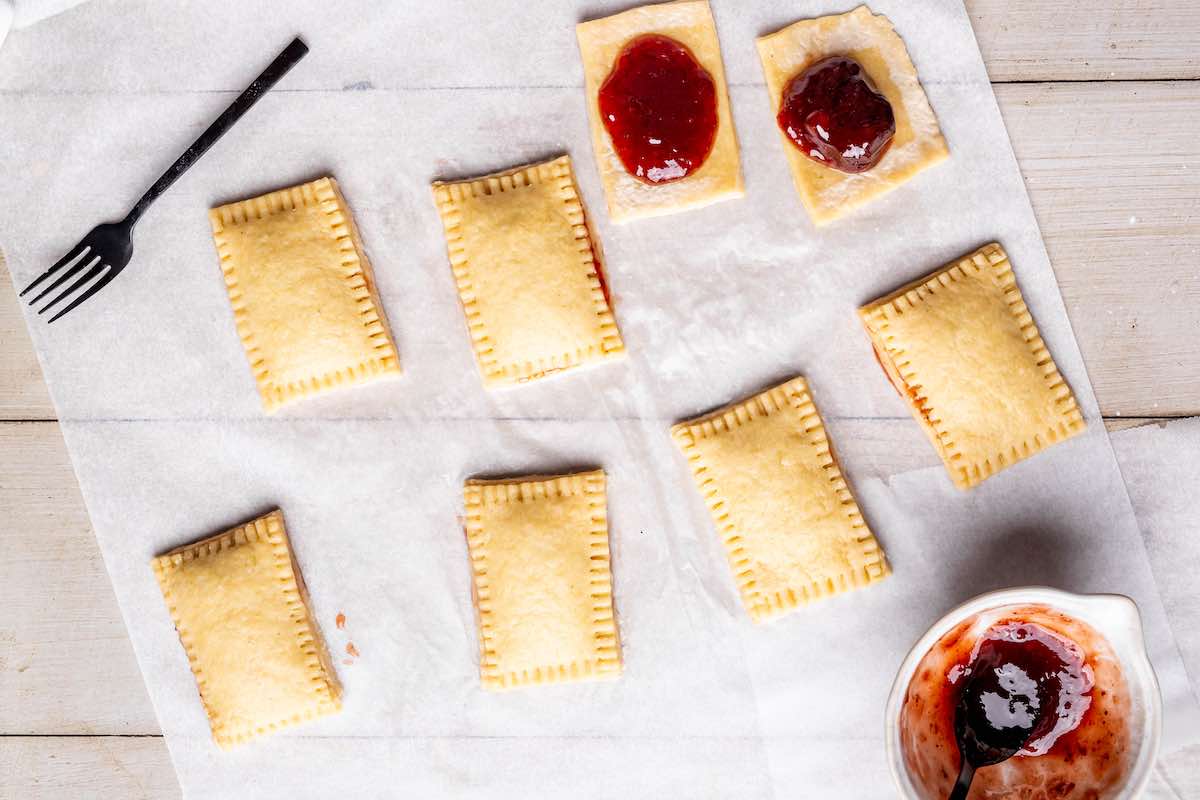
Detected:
[124,37,309,227]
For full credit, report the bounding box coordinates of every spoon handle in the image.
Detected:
[948,760,975,800]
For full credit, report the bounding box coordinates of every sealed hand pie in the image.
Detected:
[463,471,621,689]
[756,6,948,225]
[432,156,624,387]
[672,377,888,623]
[210,177,400,412]
[860,243,1085,489]
[151,510,341,749]
[576,0,743,222]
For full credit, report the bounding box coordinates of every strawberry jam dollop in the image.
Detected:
[777,56,895,173]
[598,34,719,184]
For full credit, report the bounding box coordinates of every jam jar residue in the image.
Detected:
[598,34,719,184]
[776,56,895,173]
[953,622,1094,758]
[899,605,1134,800]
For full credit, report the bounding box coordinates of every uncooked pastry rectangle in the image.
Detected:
[463,471,621,689]
[432,156,624,387]
[672,377,889,622]
[151,509,341,749]
[210,177,400,413]
[859,242,1085,489]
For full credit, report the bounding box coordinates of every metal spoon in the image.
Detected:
[948,647,1046,800]
[948,695,1031,800]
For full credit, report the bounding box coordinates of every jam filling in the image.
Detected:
[953,622,1094,761]
[598,34,719,185]
[588,237,612,308]
[777,56,896,174]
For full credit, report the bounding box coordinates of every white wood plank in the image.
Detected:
[996,81,1200,417]
[965,0,1200,81]
[3,82,1197,421]
[0,422,160,735]
[0,737,178,800]
[0,1,1194,87]
[0,255,52,419]
[0,738,1194,799]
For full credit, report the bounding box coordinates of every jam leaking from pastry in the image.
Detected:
[954,622,1093,762]
[777,56,895,173]
[585,226,613,308]
[598,34,719,184]
[871,342,908,401]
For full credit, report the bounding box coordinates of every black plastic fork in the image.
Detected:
[20,37,309,322]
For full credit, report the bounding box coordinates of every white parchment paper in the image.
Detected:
[1,1,1197,797]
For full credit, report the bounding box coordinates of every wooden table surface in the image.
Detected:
[2,1,1198,797]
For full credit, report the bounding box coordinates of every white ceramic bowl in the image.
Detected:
[884,587,1162,799]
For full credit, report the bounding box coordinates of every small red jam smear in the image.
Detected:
[598,34,719,184]
[777,56,896,173]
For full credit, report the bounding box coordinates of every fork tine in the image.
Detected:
[38,262,108,318]
[46,267,117,323]
[26,253,99,306]
[19,245,91,297]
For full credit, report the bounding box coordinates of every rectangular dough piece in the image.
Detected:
[432,156,624,387]
[672,377,888,623]
[756,6,948,225]
[576,0,743,222]
[859,243,1086,489]
[463,471,621,689]
[151,509,341,749]
[210,177,400,413]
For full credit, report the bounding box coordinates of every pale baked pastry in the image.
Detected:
[432,156,624,387]
[860,243,1086,489]
[672,377,889,623]
[210,177,400,413]
[463,471,621,689]
[151,510,341,749]
[576,0,743,222]
[756,6,948,225]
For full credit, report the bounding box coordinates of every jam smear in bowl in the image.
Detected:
[888,592,1162,800]
[955,621,1093,764]
[598,34,719,184]
[776,55,895,174]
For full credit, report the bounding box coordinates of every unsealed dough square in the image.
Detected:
[859,243,1086,489]
[756,6,948,225]
[210,177,400,412]
[432,156,624,387]
[672,377,888,623]
[577,0,743,222]
[151,509,341,749]
[463,471,622,689]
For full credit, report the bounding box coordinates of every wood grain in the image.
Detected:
[0,256,52,419]
[995,81,1200,418]
[965,0,1200,81]
[0,422,158,735]
[0,735,1192,800]
[0,737,179,800]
